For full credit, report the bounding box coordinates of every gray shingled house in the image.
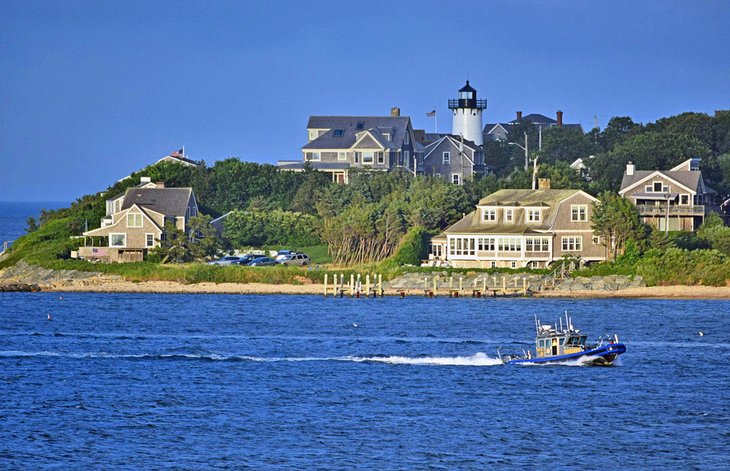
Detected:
[429,186,605,268]
[618,158,715,231]
[80,183,199,262]
[278,110,418,183]
[420,135,487,185]
[483,111,583,142]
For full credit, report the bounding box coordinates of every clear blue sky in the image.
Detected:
[1,0,729,201]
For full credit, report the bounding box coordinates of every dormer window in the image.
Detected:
[356,122,365,130]
[382,133,390,141]
[482,208,496,222]
[333,129,344,137]
[527,209,541,222]
[505,209,514,222]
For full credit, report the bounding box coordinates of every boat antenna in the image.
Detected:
[534,314,539,335]
[559,316,563,332]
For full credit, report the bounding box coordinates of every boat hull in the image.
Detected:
[506,343,626,366]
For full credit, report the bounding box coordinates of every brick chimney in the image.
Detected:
[391,107,400,117]
[556,110,563,127]
[538,178,551,190]
[516,111,523,120]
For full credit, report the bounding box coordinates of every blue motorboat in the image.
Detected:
[500,312,626,366]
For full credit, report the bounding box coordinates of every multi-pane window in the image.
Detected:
[145,234,155,247]
[443,152,450,164]
[338,152,347,161]
[477,238,495,251]
[561,236,583,252]
[525,237,549,252]
[448,237,476,256]
[306,152,320,161]
[483,208,496,221]
[404,150,410,164]
[505,209,514,222]
[354,152,361,163]
[527,209,541,222]
[497,237,521,252]
[377,152,384,164]
[452,174,460,185]
[127,213,143,228]
[571,205,587,222]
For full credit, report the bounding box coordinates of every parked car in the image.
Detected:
[207,256,244,266]
[277,253,310,266]
[247,256,278,267]
[274,250,295,262]
[232,255,257,265]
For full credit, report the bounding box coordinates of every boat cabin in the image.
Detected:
[534,314,587,358]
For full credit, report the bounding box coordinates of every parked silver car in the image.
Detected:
[207,256,244,266]
[277,253,310,266]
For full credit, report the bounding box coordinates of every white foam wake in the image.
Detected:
[0,350,504,366]
[351,352,503,366]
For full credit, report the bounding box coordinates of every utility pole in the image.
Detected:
[508,132,529,171]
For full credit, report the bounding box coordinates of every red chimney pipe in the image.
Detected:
[556,110,563,127]
[516,111,523,120]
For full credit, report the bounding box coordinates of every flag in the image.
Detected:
[170,148,183,157]
[426,110,436,117]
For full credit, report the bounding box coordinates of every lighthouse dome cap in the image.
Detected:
[458,80,476,93]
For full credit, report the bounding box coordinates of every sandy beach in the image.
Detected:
[41,279,730,299]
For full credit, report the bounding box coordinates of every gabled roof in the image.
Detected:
[303,116,411,150]
[619,170,702,195]
[423,135,480,161]
[121,187,194,218]
[483,114,583,134]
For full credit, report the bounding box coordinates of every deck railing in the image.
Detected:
[636,205,705,216]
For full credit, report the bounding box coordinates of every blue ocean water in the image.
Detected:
[0,201,68,247]
[0,294,728,469]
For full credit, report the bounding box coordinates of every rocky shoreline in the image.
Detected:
[1,261,728,299]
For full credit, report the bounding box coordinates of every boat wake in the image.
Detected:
[0,350,504,366]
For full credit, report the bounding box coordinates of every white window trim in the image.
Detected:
[109,233,127,248]
[443,152,451,164]
[337,152,347,161]
[126,213,143,228]
[561,236,583,252]
[452,173,461,185]
[570,205,588,222]
[505,209,514,222]
[526,208,542,223]
[482,208,496,222]
[145,233,156,248]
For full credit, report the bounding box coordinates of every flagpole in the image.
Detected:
[435,107,438,134]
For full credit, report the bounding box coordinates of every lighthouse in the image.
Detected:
[448,80,486,145]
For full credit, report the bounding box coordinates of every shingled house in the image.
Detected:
[80,182,199,262]
[429,186,605,268]
[278,110,418,184]
[420,134,487,184]
[483,111,583,142]
[618,158,714,231]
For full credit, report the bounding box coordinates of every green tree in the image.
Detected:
[538,127,599,165]
[591,192,647,259]
[187,215,221,260]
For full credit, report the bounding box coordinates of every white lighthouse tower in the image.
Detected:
[449,80,486,145]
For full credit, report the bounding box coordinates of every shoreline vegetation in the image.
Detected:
[2,111,730,294]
